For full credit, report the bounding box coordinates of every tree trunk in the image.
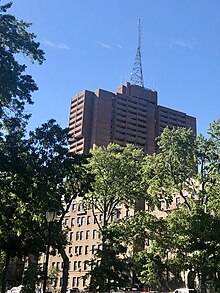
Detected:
[1,251,10,293]
[57,237,69,293]
[201,272,206,293]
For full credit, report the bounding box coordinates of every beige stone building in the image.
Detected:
[45,193,190,292]
[47,200,135,292]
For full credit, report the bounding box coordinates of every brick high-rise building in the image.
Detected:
[68,82,196,154]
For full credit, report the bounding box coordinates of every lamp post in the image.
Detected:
[43,209,57,293]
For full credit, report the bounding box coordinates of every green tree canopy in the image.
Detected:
[82,143,149,291]
[83,143,148,228]
[0,1,45,128]
[133,120,220,292]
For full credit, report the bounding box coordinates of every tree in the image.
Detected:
[123,211,171,291]
[0,118,90,293]
[135,121,220,292]
[88,222,130,293]
[0,4,46,289]
[166,205,220,292]
[0,123,46,293]
[143,122,220,213]
[82,143,148,291]
[0,1,45,128]
[0,3,90,293]
[25,120,91,293]
[143,127,197,211]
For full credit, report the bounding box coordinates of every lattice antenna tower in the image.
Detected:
[130,19,144,87]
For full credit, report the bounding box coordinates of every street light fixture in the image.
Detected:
[43,209,57,293]
[46,210,57,223]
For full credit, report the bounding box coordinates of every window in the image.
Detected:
[76,231,80,241]
[69,232,74,241]
[71,218,75,226]
[73,261,77,271]
[92,245,96,254]
[77,277,80,287]
[80,231,83,240]
[75,246,78,255]
[72,277,76,287]
[87,216,91,225]
[56,262,60,269]
[165,200,169,210]
[99,214,103,221]
[93,230,97,239]
[72,204,76,212]
[85,245,89,255]
[116,209,121,219]
[79,246,82,255]
[81,216,85,225]
[52,262,55,267]
[78,204,83,212]
[64,219,69,226]
[69,247,72,254]
[86,230,90,240]
[78,261,81,270]
[83,278,86,287]
[84,260,89,270]
[176,197,180,207]
[54,278,58,288]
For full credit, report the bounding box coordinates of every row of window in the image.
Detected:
[116,113,147,124]
[68,243,102,256]
[72,203,85,212]
[160,196,181,211]
[116,107,147,120]
[70,104,83,115]
[69,111,83,124]
[52,250,101,272]
[71,96,84,109]
[64,207,131,228]
[63,214,103,228]
[159,109,185,120]
[69,229,101,242]
[117,95,152,108]
[114,126,146,136]
[65,212,130,235]
[52,275,86,289]
[159,116,186,125]
[117,100,148,111]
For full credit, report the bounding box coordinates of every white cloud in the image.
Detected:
[174,39,194,50]
[97,41,123,50]
[116,44,123,49]
[97,41,111,49]
[43,40,70,50]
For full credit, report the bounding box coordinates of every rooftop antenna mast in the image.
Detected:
[130,19,144,87]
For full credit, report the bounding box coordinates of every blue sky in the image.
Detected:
[9,0,220,136]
